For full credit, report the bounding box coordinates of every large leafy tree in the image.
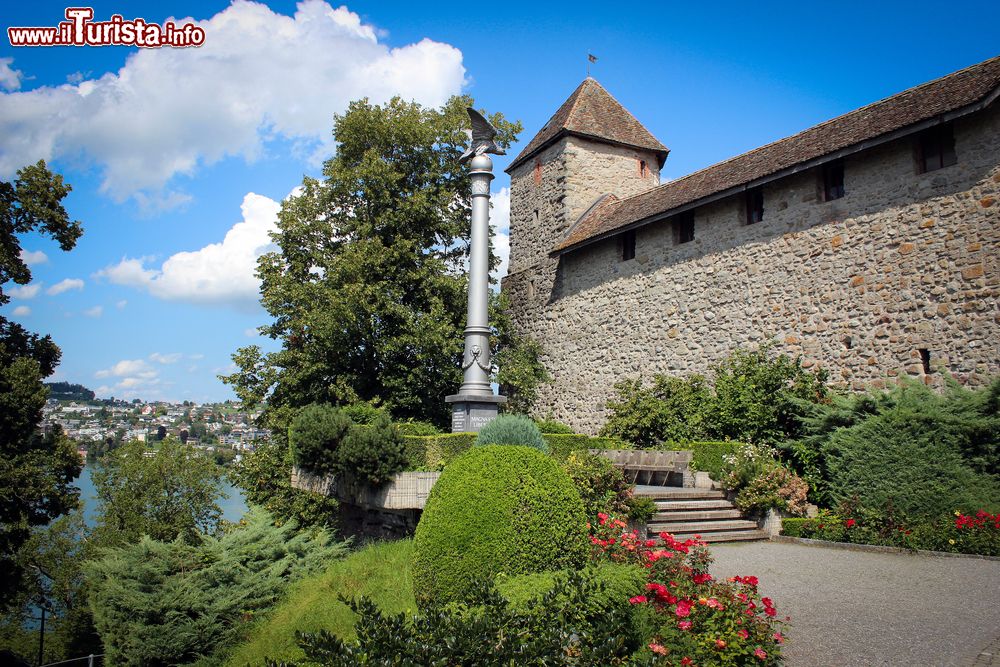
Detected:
[0,160,84,608]
[90,438,225,546]
[222,95,543,429]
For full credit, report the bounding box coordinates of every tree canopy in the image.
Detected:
[0,160,84,609]
[222,95,544,429]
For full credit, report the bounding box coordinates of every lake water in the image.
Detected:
[74,465,249,527]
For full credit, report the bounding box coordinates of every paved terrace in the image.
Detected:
[709,540,1000,666]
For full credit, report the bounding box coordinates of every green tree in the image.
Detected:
[221,96,545,431]
[90,438,225,545]
[0,160,84,608]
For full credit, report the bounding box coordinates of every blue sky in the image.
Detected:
[1,1,996,402]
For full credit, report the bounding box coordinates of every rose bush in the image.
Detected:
[591,513,787,665]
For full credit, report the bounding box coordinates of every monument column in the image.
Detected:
[446,111,507,432]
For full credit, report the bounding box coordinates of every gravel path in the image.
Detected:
[708,540,1000,667]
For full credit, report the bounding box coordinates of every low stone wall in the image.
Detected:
[291,467,441,541]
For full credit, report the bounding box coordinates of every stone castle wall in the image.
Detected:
[502,103,1000,435]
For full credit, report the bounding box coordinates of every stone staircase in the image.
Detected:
[634,486,769,543]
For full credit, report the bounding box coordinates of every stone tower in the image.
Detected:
[501,78,668,336]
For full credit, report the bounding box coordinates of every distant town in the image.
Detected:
[42,382,270,463]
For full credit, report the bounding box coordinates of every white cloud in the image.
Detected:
[116,299,128,309]
[95,358,158,380]
[0,58,22,91]
[0,1,466,205]
[8,282,42,299]
[20,249,48,265]
[150,352,182,364]
[490,187,510,282]
[47,278,84,295]
[244,328,260,337]
[83,305,103,317]
[12,305,30,316]
[95,192,280,308]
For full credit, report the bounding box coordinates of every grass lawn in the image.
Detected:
[222,538,417,666]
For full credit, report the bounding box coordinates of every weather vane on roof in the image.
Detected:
[587,53,598,78]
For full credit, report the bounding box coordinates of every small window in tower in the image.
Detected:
[919,348,931,374]
[677,211,695,244]
[533,158,542,185]
[533,209,540,225]
[822,160,845,201]
[639,159,649,178]
[621,229,636,261]
[916,124,957,173]
[746,188,764,225]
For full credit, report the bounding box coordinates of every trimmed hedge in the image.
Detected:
[412,446,589,607]
[543,434,626,461]
[665,440,742,478]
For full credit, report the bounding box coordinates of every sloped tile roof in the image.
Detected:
[506,78,669,172]
[554,55,1000,254]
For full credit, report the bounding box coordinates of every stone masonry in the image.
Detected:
[503,90,1000,435]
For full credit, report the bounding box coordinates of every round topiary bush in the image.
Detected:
[475,414,548,453]
[288,403,352,475]
[412,445,588,607]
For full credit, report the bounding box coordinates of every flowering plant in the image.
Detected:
[592,513,787,665]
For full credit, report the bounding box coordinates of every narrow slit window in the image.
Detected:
[822,160,845,201]
[639,159,649,178]
[919,348,931,374]
[621,229,636,261]
[677,211,695,244]
[533,158,542,185]
[916,125,957,173]
[746,188,764,224]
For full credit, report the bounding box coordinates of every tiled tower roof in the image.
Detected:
[554,55,1000,254]
[506,78,669,172]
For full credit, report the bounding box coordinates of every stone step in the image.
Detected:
[653,509,743,522]
[654,499,734,510]
[649,519,759,533]
[665,529,770,543]
[634,487,726,500]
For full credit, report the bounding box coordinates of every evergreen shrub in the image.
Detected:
[475,414,548,452]
[395,420,440,436]
[667,440,742,479]
[288,404,352,476]
[823,406,999,517]
[543,433,624,461]
[339,414,407,485]
[425,433,476,468]
[412,446,588,607]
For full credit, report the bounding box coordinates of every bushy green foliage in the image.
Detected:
[559,451,633,519]
[265,571,641,666]
[475,414,548,452]
[289,404,353,476]
[494,563,649,650]
[338,414,407,485]
[412,446,588,607]
[290,405,408,484]
[86,509,345,667]
[821,406,998,517]
[341,402,387,426]
[534,418,574,434]
[91,438,224,546]
[601,375,714,448]
[230,440,339,530]
[600,344,827,448]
